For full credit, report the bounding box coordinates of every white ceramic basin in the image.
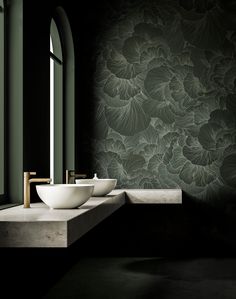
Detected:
[36,184,94,209]
[75,176,117,197]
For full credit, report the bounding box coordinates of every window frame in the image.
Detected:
[50,19,63,184]
[50,8,75,184]
[0,0,5,203]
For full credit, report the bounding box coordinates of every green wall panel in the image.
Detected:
[0,0,4,197]
[90,0,236,201]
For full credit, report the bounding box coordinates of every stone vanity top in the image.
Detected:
[0,189,182,248]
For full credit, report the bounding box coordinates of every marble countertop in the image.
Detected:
[0,189,182,248]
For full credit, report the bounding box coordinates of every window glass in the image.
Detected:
[50,19,63,184]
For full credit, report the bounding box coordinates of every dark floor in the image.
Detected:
[2,202,236,298]
[43,257,236,299]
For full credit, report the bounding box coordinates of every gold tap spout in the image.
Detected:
[24,172,51,208]
[65,170,86,184]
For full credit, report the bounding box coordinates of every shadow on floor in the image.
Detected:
[42,257,236,299]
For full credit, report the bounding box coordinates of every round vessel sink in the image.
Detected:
[36,184,94,209]
[76,174,117,197]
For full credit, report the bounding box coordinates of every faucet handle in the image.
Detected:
[65,169,87,183]
[24,171,36,178]
[74,174,87,179]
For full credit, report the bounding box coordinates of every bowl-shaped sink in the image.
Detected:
[75,176,117,197]
[36,184,94,209]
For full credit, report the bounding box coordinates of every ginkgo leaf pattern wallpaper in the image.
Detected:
[89,0,236,201]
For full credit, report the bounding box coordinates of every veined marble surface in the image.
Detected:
[0,189,182,247]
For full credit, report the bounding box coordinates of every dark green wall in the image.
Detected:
[21,0,236,206]
[77,0,236,203]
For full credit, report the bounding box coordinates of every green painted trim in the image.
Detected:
[50,51,63,65]
[54,62,63,183]
[7,0,23,203]
[55,7,75,172]
[0,203,20,210]
[0,0,4,199]
[51,19,63,183]
[50,19,63,62]
[51,7,75,183]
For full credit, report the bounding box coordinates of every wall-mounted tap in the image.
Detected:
[65,169,86,184]
[24,172,51,208]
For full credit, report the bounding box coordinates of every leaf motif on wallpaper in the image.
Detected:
[142,100,176,123]
[95,64,111,87]
[220,154,236,188]
[209,109,236,129]
[148,154,163,172]
[223,144,236,158]
[103,94,129,108]
[123,154,146,174]
[107,49,141,79]
[144,66,173,100]
[163,143,174,164]
[107,159,127,182]
[94,103,109,140]
[162,132,179,144]
[133,23,164,41]
[138,144,159,158]
[157,163,180,188]
[139,177,161,189]
[103,138,126,155]
[104,74,140,101]
[122,36,147,64]
[193,103,211,126]
[165,17,185,54]
[146,57,167,71]
[179,0,215,12]
[181,7,226,50]
[105,97,150,136]
[189,48,210,85]
[94,151,121,179]
[226,94,236,113]
[184,72,204,98]
[224,66,236,91]
[169,75,183,93]
[185,135,199,147]
[210,56,230,82]
[183,145,218,166]
[172,93,194,110]
[175,111,195,128]
[139,124,160,145]
[180,161,215,187]
[168,146,186,172]
[198,122,223,150]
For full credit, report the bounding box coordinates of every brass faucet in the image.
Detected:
[24,172,51,208]
[65,169,86,184]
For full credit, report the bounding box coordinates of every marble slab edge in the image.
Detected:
[67,192,126,246]
[110,189,182,204]
[0,221,67,247]
[0,192,126,248]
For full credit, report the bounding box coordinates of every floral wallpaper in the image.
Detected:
[91,0,236,201]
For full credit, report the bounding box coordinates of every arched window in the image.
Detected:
[50,7,75,184]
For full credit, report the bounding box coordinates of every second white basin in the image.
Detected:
[36,184,94,209]
[75,177,117,196]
